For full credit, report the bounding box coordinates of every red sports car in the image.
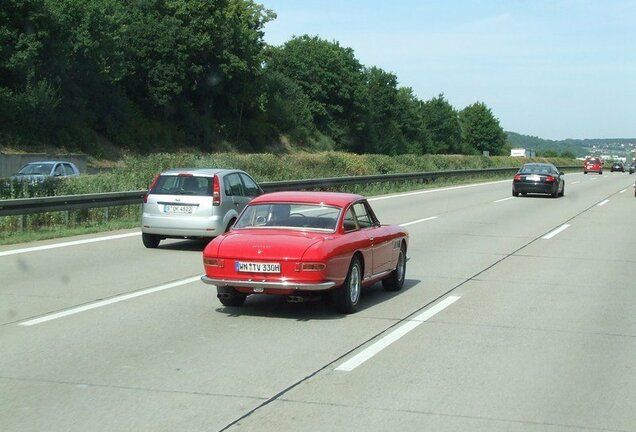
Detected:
[201,191,409,313]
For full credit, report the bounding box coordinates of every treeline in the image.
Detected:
[507,133,581,158]
[1,0,508,157]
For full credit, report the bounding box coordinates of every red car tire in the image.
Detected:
[383,244,406,292]
[333,256,362,314]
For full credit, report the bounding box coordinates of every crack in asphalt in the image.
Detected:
[0,376,268,401]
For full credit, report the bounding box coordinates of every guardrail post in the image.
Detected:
[18,215,24,231]
[104,207,109,221]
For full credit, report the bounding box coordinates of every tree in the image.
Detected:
[0,0,65,145]
[112,0,275,148]
[265,35,365,149]
[394,87,431,154]
[6,0,276,151]
[259,70,315,144]
[358,66,401,154]
[420,94,462,154]
[459,101,507,155]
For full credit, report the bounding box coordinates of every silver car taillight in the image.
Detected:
[212,175,221,206]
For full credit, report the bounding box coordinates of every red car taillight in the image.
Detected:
[212,175,221,206]
[513,174,522,181]
[545,175,556,183]
[143,174,160,204]
[203,257,225,268]
[295,263,326,272]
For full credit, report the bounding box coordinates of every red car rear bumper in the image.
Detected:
[201,275,336,292]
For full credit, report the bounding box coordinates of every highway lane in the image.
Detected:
[1,171,635,431]
[248,175,636,431]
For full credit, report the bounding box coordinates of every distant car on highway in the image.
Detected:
[140,168,263,248]
[610,162,624,172]
[201,191,409,314]
[629,162,635,174]
[11,161,80,183]
[512,163,565,198]
[583,157,603,174]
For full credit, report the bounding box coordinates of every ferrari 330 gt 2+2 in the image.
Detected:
[201,191,409,314]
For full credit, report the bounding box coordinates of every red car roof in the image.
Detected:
[250,191,364,208]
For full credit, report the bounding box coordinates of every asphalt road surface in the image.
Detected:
[1,172,635,432]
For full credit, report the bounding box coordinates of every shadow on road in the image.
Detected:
[213,278,421,321]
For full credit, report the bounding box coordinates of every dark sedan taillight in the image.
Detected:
[545,175,556,183]
[513,174,522,182]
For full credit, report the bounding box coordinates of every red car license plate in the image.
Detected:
[236,261,281,273]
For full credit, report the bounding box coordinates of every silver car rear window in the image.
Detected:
[151,175,212,196]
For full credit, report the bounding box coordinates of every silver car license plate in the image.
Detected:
[164,204,194,214]
[236,261,281,273]
[526,174,541,182]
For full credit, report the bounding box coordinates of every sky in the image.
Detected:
[260,0,636,141]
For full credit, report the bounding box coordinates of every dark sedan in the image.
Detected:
[610,162,624,172]
[512,163,565,198]
[628,162,635,174]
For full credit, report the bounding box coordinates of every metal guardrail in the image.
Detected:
[0,191,146,216]
[0,167,579,217]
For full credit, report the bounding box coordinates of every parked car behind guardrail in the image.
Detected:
[11,161,80,184]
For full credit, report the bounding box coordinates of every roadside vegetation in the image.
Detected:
[0,152,578,245]
[2,0,509,158]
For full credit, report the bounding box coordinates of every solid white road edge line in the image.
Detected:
[18,275,201,326]
[620,189,627,193]
[335,296,461,372]
[597,199,610,206]
[542,224,571,240]
[399,216,437,227]
[0,231,141,257]
[494,197,514,203]
[571,181,581,185]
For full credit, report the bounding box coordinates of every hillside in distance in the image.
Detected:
[506,132,636,158]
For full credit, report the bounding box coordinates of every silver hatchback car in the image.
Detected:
[11,161,80,183]
[141,168,263,248]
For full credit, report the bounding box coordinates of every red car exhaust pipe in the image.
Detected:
[286,294,321,303]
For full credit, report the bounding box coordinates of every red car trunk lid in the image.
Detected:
[216,230,324,260]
